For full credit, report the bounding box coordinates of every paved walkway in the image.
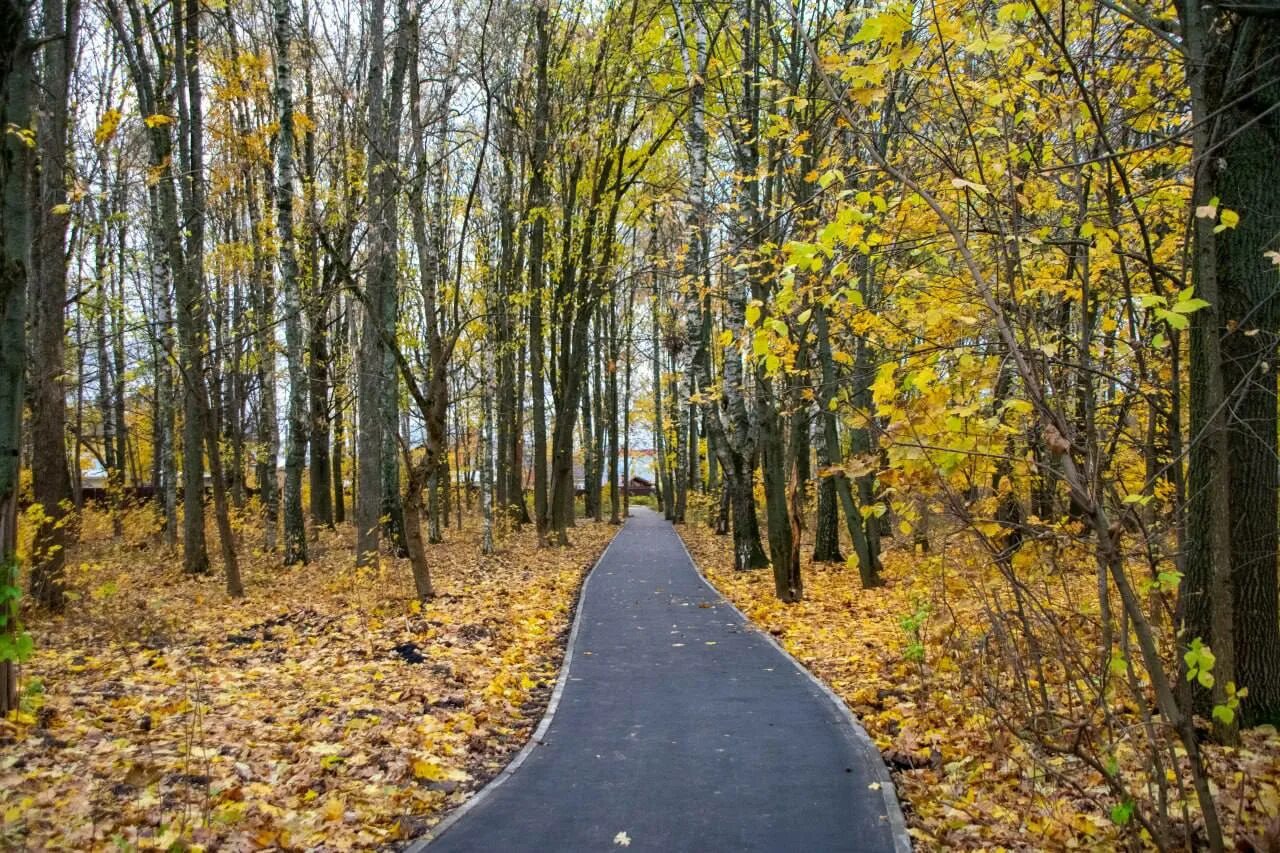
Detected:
[418,508,910,852]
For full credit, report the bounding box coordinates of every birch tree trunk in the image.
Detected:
[275,0,307,565]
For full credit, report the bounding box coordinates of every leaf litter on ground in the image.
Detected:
[0,506,617,851]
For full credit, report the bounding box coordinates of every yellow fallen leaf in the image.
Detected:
[322,796,344,822]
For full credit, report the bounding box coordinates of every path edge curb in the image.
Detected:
[405,522,627,851]
[674,525,915,853]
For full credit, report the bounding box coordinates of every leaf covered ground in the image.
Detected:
[679,523,1280,851]
[1,508,616,851]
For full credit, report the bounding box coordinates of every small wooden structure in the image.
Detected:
[621,476,654,497]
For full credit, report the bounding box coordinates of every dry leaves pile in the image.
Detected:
[680,524,1280,851]
[1,507,616,851]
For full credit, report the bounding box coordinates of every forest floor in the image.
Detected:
[0,506,617,851]
[679,521,1280,851]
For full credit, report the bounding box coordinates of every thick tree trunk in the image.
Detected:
[355,0,390,564]
[181,0,241,594]
[170,0,213,578]
[1215,28,1280,729]
[1180,1,1279,728]
[812,474,842,563]
[758,383,796,599]
[0,0,35,713]
[29,0,78,610]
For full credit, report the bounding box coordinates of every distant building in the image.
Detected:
[622,475,654,497]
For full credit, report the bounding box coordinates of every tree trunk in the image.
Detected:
[332,293,347,525]
[179,0,241,594]
[276,0,308,565]
[304,36,331,530]
[0,0,35,713]
[813,302,880,586]
[528,0,551,543]
[1179,0,1278,729]
[356,0,390,564]
[29,0,78,610]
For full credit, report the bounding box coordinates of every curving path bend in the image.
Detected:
[413,507,911,853]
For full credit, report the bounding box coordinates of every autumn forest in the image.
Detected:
[0,0,1279,848]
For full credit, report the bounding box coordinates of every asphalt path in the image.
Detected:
[417,507,910,853]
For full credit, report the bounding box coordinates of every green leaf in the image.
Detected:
[1171,298,1210,314]
[0,631,34,663]
[1155,308,1189,331]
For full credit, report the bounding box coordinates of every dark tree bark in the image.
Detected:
[0,0,35,714]
[1180,2,1280,727]
[29,0,78,610]
[179,0,241,594]
[813,301,879,586]
[303,26,331,529]
[528,0,551,543]
[355,0,394,563]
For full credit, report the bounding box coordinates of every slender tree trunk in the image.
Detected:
[247,172,279,551]
[276,0,307,565]
[481,351,495,554]
[332,294,347,524]
[528,0,551,543]
[652,290,671,514]
[149,189,178,547]
[304,31,331,530]
[607,291,622,524]
[813,301,879,586]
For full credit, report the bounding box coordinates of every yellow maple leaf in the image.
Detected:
[322,796,344,822]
